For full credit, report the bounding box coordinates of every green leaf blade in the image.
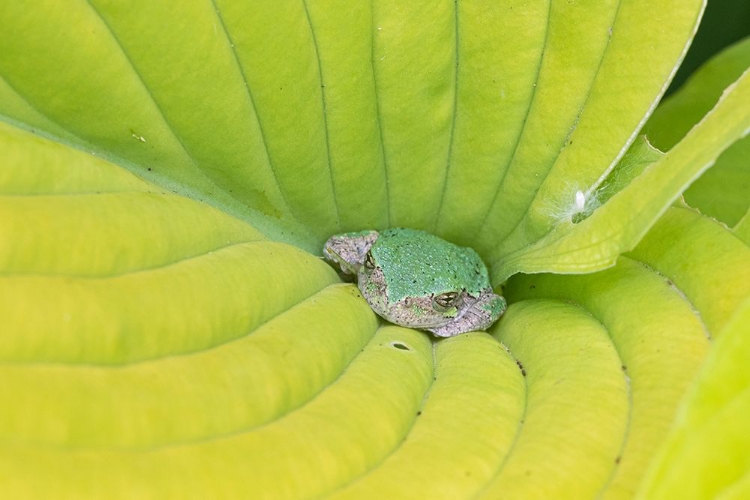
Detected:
[434,0,550,241]
[637,299,750,500]
[491,68,750,282]
[478,0,704,261]
[481,300,630,499]
[372,0,457,229]
[302,0,390,231]
[0,325,432,499]
[328,332,525,499]
[505,256,711,498]
[0,284,376,448]
[1,1,747,497]
[627,206,750,335]
[646,36,750,226]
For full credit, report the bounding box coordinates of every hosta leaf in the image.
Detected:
[494,209,749,500]
[0,125,346,365]
[735,211,750,244]
[490,68,750,282]
[682,136,750,227]
[503,262,710,498]
[442,0,703,255]
[0,126,266,277]
[0,284,377,447]
[483,300,631,499]
[1,323,429,499]
[647,37,750,150]
[1,0,705,259]
[0,0,320,247]
[626,205,750,335]
[0,0,746,498]
[3,204,735,498]
[645,36,750,227]
[637,298,750,500]
[328,332,526,499]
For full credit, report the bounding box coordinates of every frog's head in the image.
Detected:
[359,266,506,335]
[427,290,507,337]
[357,279,459,330]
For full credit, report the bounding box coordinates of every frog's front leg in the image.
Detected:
[428,289,507,337]
[323,230,379,276]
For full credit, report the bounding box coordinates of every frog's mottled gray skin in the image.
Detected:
[323,228,506,337]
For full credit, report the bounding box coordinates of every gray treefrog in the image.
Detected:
[323,228,506,337]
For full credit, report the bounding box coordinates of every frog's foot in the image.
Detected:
[428,289,506,337]
[323,230,379,276]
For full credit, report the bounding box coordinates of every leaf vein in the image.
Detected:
[208,0,301,223]
[472,0,553,241]
[433,0,461,232]
[490,0,624,250]
[82,0,261,219]
[371,0,391,226]
[301,0,342,231]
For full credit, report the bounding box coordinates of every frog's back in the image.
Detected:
[373,228,490,302]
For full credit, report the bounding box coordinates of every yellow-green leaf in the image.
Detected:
[490,68,750,282]
[637,298,750,500]
[2,0,748,498]
[646,36,750,226]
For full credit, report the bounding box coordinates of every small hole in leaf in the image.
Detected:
[390,341,411,351]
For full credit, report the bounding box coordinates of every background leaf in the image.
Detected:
[646,36,750,227]
[667,0,750,94]
[490,69,750,282]
[501,205,748,499]
[637,298,750,500]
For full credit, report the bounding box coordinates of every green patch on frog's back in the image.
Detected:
[372,228,490,304]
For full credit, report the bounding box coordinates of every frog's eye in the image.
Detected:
[364,251,375,270]
[434,292,459,308]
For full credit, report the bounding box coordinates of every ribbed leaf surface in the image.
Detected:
[1,0,748,498]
